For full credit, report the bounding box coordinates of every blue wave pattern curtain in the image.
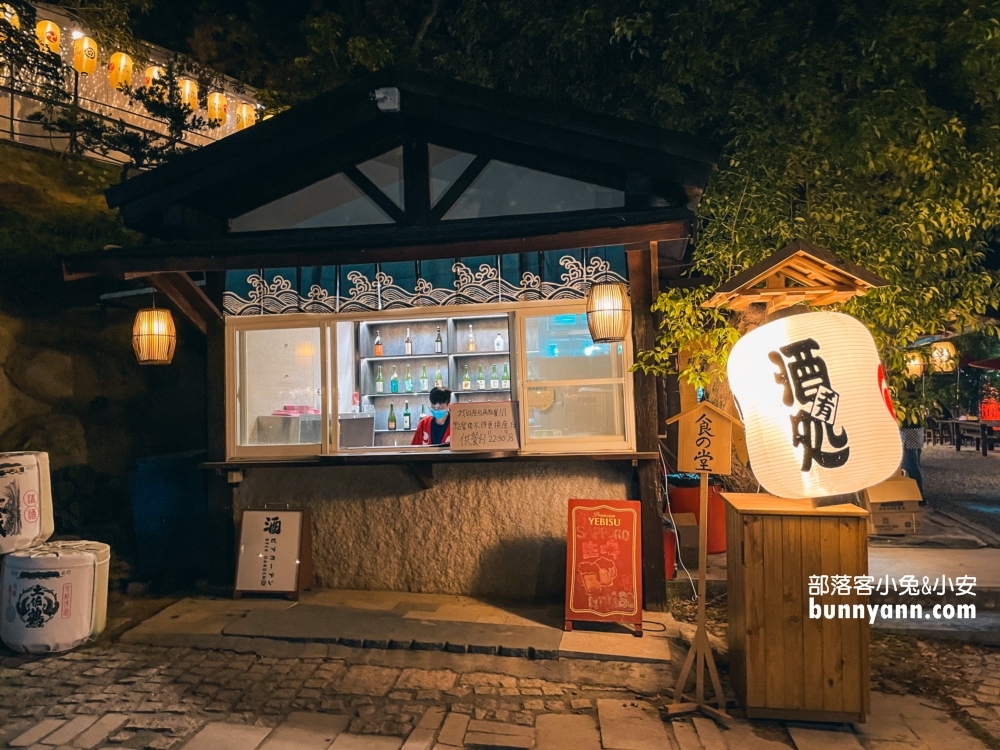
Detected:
[223,246,628,316]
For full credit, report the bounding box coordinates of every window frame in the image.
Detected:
[225,299,636,460]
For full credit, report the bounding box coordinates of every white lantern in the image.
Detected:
[727,311,901,499]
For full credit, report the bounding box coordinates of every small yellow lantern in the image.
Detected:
[905,353,925,379]
[207,91,227,124]
[0,4,19,43]
[132,308,176,365]
[235,102,256,131]
[177,77,199,111]
[108,52,133,91]
[929,340,957,373]
[73,35,98,76]
[585,281,632,343]
[35,19,59,53]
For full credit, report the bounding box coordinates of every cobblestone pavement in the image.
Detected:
[0,639,995,750]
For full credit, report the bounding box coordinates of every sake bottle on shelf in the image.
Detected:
[420,404,426,418]
[388,402,397,430]
[404,364,413,393]
[420,365,429,392]
[467,324,476,352]
[494,333,504,351]
[373,329,383,357]
[375,365,384,393]
[435,326,443,353]
[434,365,444,388]
[390,366,399,393]
[403,401,411,430]
[462,365,471,390]
[476,364,486,390]
[490,364,499,389]
[501,362,510,389]
[404,328,413,355]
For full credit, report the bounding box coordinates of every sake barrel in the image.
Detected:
[0,452,54,554]
[1,541,110,653]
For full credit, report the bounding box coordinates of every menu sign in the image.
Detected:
[564,499,642,628]
[450,402,519,451]
[235,509,304,594]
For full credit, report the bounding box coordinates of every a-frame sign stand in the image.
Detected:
[664,401,741,722]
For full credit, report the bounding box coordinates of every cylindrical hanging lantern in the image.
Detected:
[35,19,59,54]
[207,91,227,124]
[72,36,98,76]
[905,353,925,379]
[132,309,176,365]
[108,51,133,91]
[929,340,957,373]
[2,4,19,29]
[585,281,631,343]
[177,78,198,111]
[235,103,256,131]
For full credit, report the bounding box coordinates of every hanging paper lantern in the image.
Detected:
[143,65,164,88]
[235,103,256,131]
[0,4,19,43]
[177,78,198,111]
[929,340,957,373]
[107,52,133,91]
[905,353,925,379]
[72,36,98,76]
[727,310,902,499]
[35,19,59,53]
[206,91,227,124]
[132,309,176,365]
[585,281,632,343]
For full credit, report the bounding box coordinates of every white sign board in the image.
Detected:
[235,510,303,593]
[727,311,901,499]
[449,401,519,452]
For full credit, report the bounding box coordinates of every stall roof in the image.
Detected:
[65,70,719,278]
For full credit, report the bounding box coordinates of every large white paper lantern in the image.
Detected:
[727,311,901,499]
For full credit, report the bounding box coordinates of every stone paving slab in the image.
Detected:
[71,714,127,749]
[535,714,600,750]
[329,735,403,749]
[463,731,534,749]
[10,719,66,747]
[223,606,564,659]
[257,711,350,750]
[40,716,98,746]
[596,699,672,750]
[437,712,470,746]
[179,722,272,750]
[786,725,863,750]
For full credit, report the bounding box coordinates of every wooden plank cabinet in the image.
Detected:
[722,493,869,723]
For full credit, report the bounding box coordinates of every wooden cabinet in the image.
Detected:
[722,493,869,723]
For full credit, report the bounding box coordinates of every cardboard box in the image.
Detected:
[870,510,923,536]
[863,476,922,513]
[671,512,700,569]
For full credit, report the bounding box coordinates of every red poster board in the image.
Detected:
[564,499,643,634]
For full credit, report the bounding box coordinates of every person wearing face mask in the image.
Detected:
[411,387,452,446]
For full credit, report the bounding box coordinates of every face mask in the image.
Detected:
[430,408,448,419]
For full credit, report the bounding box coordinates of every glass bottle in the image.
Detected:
[390,366,399,393]
[420,404,426,418]
[477,364,485,390]
[403,401,411,430]
[462,365,471,390]
[435,326,443,353]
[494,333,504,351]
[388,402,396,430]
[420,365,429,392]
[467,324,476,352]
[434,365,444,388]
[501,362,510,389]
[375,365,384,393]
[404,364,413,393]
[490,364,499,389]
[373,329,383,357]
[404,327,413,356]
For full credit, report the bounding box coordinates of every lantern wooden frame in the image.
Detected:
[585,280,632,343]
[132,308,177,365]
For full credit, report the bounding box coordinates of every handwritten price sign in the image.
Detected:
[450,402,519,451]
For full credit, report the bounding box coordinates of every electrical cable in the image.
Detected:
[659,443,698,601]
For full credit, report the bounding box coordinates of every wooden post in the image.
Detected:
[665,402,740,719]
[627,243,667,612]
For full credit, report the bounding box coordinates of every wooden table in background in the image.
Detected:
[722,493,869,723]
[937,419,1000,457]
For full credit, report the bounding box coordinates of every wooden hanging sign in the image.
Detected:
[666,401,740,476]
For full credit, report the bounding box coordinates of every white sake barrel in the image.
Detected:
[0,452,54,554]
[1,541,110,653]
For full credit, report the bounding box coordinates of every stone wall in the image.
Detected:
[235,461,637,602]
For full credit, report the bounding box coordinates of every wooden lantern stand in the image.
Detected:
[664,402,741,721]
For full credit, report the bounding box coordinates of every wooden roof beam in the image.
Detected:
[146,272,222,335]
